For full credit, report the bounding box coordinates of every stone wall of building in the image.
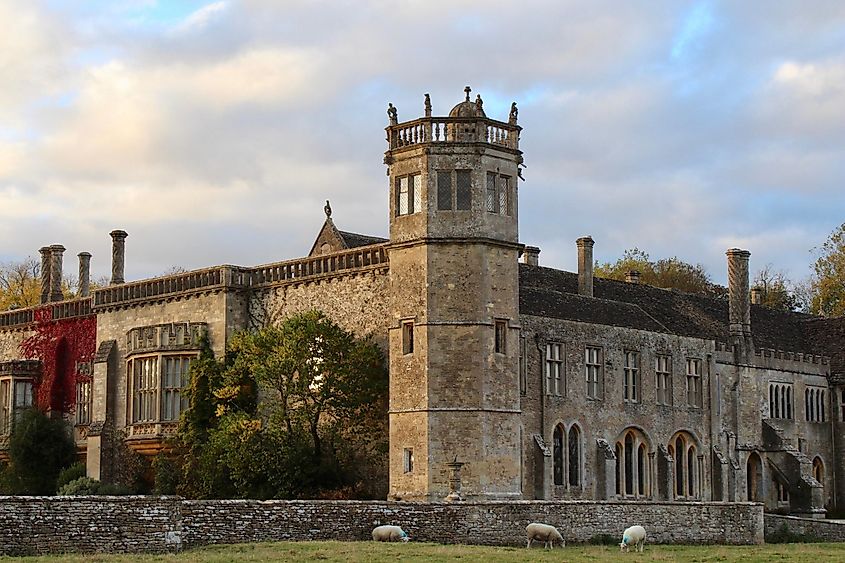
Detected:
[0,328,33,362]
[251,268,390,348]
[519,316,716,501]
[0,497,764,555]
[765,514,845,542]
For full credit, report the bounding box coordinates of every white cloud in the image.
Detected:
[175,1,229,33]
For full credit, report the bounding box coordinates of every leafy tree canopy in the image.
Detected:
[170,310,388,500]
[809,223,845,317]
[751,264,804,313]
[595,248,717,296]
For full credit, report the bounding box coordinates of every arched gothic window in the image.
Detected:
[671,431,701,499]
[568,425,581,487]
[553,424,564,486]
[813,457,824,487]
[615,428,651,498]
[769,383,794,420]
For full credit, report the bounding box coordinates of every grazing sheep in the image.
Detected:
[620,525,646,552]
[372,525,410,542]
[525,522,565,549]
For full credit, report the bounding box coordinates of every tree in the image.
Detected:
[167,311,388,500]
[809,223,845,317]
[0,408,76,495]
[752,264,801,312]
[0,258,41,310]
[595,248,716,295]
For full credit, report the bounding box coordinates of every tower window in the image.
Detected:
[395,174,421,216]
[486,172,499,213]
[455,170,472,210]
[494,320,507,354]
[437,170,452,210]
[403,448,414,473]
[402,321,414,355]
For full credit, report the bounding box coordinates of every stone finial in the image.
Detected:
[49,244,65,302]
[509,102,518,125]
[78,252,92,297]
[576,236,595,298]
[387,103,398,125]
[475,94,483,113]
[324,200,332,218]
[464,85,471,102]
[110,230,128,285]
[625,270,641,284]
[726,248,751,338]
[424,93,432,117]
[39,246,52,305]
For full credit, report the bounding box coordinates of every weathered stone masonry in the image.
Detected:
[0,497,763,555]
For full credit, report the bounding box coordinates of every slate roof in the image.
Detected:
[338,231,388,248]
[519,264,833,359]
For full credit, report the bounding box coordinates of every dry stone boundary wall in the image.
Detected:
[765,514,845,542]
[0,497,763,555]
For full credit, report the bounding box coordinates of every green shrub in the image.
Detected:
[7,408,76,495]
[57,477,100,496]
[152,452,180,495]
[56,461,86,491]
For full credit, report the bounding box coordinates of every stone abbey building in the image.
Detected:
[1,89,844,517]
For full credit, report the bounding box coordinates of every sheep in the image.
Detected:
[525,522,565,549]
[371,525,410,542]
[619,525,647,552]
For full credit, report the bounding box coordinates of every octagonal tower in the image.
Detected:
[385,87,524,500]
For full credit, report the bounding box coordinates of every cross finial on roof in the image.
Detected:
[464,86,471,101]
[324,200,332,218]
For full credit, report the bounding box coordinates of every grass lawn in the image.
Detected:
[4,541,845,562]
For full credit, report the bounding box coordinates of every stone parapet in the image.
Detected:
[0,298,92,330]
[386,116,520,153]
[91,244,388,311]
[0,497,763,555]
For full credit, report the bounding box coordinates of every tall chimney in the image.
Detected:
[110,230,128,285]
[49,244,65,302]
[39,246,52,304]
[751,286,763,306]
[78,252,92,297]
[522,245,541,266]
[726,248,751,338]
[577,236,595,297]
[625,270,641,284]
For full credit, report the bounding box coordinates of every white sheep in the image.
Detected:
[525,522,565,549]
[371,525,410,542]
[620,525,646,552]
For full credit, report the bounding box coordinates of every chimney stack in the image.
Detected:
[78,252,92,297]
[49,244,65,302]
[726,248,751,338]
[39,246,52,304]
[576,236,595,297]
[625,270,642,284]
[522,246,541,266]
[751,286,763,306]
[110,230,128,285]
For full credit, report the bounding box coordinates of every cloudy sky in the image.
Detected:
[1,0,843,286]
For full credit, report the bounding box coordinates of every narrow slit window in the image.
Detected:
[494,320,507,354]
[402,322,414,355]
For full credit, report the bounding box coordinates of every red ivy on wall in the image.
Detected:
[18,307,97,412]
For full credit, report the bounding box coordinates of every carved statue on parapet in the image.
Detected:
[387,103,398,125]
[509,102,518,125]
[475,94,483,113]
[424,93,432,117]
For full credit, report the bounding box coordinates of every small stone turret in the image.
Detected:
[110,230,128,285]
